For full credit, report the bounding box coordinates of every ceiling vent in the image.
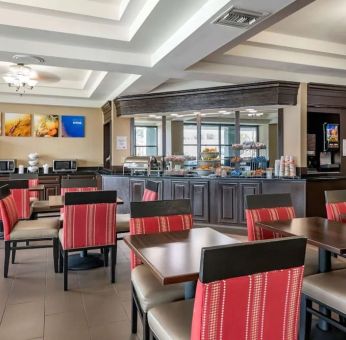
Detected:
[214,7,268,28]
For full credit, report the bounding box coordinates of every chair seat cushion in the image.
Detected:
[116,213,130,233]
[148,299,194,340]
[10,217,60,240]
[303,269,346,315]
[131,265,185,312]
[32,200,60,213]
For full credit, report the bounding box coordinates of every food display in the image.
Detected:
[196,147,221,175]
[232,142,266,150]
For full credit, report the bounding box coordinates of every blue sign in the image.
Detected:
[61,115,85,137]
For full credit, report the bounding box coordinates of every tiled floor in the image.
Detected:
[0,240,139,340]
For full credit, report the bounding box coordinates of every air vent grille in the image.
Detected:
[214,7,267,28]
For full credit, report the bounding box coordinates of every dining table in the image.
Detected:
[48,194,123,208]
[124,227,240,299]
[257,216,346,333]
[28,184,45,192]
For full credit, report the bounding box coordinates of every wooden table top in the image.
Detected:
[48,195,124,208]
[124,227,240,285]
[28,185,45,192]
[257,217,346,255]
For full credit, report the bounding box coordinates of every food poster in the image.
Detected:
[34,114,59,137]
[5,113,32,137]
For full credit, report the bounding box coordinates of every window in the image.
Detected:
[134,126,158,156]
[183,124,259,163]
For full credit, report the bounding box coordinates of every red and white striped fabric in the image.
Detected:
[28,179,39,200]
[326,202,346,223]
[60,186,97,214]
[0,195,19,241]
[245,207,295,241]
[10,188,31,220]
[61,202,117,250]
[191,266,304,340]
[129,214,193,269]
[142,189,158,202]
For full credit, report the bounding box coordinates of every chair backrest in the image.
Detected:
[0,180,30,219]
[130,199,193,268]
[0,185,19,240]
[60,178,98,213]
[62,190,117,250]
[142,180,159,201]
[245,193,295,241]
[191,237,307,340]
[325,190,346,222]
[11,174,40,199]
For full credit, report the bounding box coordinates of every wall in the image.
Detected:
[171,121,184,155]
[112,103,131,165]
[0,103,103,166]
[283,83,307,167]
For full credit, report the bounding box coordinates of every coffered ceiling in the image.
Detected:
[0,0,325,107]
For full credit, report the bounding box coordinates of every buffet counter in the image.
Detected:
[102,174,306,228]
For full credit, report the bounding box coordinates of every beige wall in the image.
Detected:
[112,103,131,165]
[283,83,307,167]
[0,103,103,167]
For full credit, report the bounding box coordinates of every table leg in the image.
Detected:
[68,252,104,270]
[184,281,197,299]
[318,248,332,331]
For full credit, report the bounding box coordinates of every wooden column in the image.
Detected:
[162,116,167,157]
[197,114,202,160]
[130,118,135,156]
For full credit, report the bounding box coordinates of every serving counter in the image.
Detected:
[102,175,306,228]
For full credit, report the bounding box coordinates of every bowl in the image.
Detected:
[28,160,38,166]
[28,153,39,160]
[28,166,39,173]
[200,152,219,160]
[195,169,212,176]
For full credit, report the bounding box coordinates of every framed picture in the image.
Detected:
[34,114,59,137]
[5,113,32,137]
[61,115,85,138]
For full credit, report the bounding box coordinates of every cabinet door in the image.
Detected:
[130,179,145,202]
[190,181,209,222]
[217,182,238,224]
[171,180,190,200]
[239,182,261,223]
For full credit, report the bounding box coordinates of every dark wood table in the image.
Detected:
[48,195,123,208]
[257,216,346,332]
[28,184,45,192]
[124,227,240,298]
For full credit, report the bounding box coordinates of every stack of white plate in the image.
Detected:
[28,153,39,173]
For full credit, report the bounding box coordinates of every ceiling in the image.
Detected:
[0,0,336,107]
[188,0,346,88]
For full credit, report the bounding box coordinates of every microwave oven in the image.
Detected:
[53,160,77,172]
[0,160,16,173]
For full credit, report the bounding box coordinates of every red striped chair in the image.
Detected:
[10,173,40,202]
[147,237,307,340]
[59,190,117,290]
[130,199,193,340]
[117,180,159,239]
[0,180,31,220]
[245,193,295,241]
[0,185,59,278]
[325,189,346,223]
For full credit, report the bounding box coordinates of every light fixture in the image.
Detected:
[246,108,257,113]
[248,112,263,117]
[218,110,227,113]
[149,114,157,118]
[222,112,231,115]
[3,63,38,95]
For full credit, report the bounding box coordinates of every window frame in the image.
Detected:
[134,125,159,156]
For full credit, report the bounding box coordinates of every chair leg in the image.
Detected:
[63,251,68,291]
[104,247,109,267]
[299,294,312,340]
[131,289,138,334]
[11,241,17,264]
[4,241,10,278]
[59,243,63,274]
[110,245,117,283]
[53,238,59,273]
[143,312,150,340]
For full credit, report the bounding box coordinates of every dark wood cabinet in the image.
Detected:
[190,181,209,222]
[130,179,145,202]
[238,182,261,223]
[39,176,60,199]
[171,180,190,199]
[217,182,238,224]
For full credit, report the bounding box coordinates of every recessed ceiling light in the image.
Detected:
[218,110,227,113]
[171,113,179,117]
[201,113,207,117]
[246,108,257,113]
[222,112,231,115]
[193,112,201,115]
[149,114,156,118]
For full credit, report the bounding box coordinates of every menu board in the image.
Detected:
[324,123,339,150]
